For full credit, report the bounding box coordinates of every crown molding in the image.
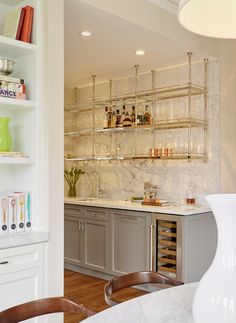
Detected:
[147,0,179,14]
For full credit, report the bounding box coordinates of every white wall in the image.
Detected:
[219,41,236,193]
[42,0,64,319]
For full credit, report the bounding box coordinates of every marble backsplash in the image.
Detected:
[64,59,220,205]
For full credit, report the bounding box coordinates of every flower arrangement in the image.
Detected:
[64,167,85,197]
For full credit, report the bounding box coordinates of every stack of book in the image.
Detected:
[3,5,34,43]
[142,198,170,206]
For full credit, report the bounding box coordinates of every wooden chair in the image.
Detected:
[0,297,95,323]
[104,271,184,306]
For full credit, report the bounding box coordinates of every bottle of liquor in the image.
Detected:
[107,106,112,128]
[116,109,121,127]
[120,104,126,125]
[122,111,132,127]
[103,106,109,129]
[111,111,117,128]
[144,105,152,125]
[131,106,136,125]
[137,106,143,125]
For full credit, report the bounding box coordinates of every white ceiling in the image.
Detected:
[147,0,179,14]
[64,0,191,88]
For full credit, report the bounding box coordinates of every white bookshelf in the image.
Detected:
[0,0,64,311]
[0,35,36,58]
[0,96,36,109]
[0,0,23,5]
[0,0,37,170]
[0,157,35,164]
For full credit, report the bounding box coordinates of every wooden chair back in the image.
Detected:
[0,297,94,323]
[104,271,184,306]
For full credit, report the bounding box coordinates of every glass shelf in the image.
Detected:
[64,153,207,162]
[64,83,206,113]
[64,54,208,164]
[64,118,205,137]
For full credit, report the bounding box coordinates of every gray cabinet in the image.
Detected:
[64,218,83,265]
[111,210,151,275]
[83,218,109,272]
[64,205,110,273]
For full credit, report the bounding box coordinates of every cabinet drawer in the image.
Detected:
[85,208,108,221]
[0,244,44,275]
[64,204,83,218]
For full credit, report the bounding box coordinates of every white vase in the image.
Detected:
[193,194,236,323]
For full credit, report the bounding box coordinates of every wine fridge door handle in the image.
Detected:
[149,224,155,271]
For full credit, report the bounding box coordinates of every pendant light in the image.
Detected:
[178,0,236,39]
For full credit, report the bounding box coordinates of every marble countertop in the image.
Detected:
[64,198,211,216]
[82,282,197,323]
[0,231,49,250]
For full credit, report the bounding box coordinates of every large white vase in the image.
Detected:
[193,194,236,323]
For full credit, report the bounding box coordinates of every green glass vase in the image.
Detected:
[0,118,12,152]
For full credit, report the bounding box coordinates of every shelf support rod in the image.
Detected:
[151,70,156,151]
[203,59,209,163]
[134,65,139,158]
[92,75,96,158]
[109,79,113,160]
[187,52,192,162]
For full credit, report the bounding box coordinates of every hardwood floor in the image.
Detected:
[64,269,147,322]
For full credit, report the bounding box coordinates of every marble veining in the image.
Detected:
[64,198,211,216]
[81,283,197,323]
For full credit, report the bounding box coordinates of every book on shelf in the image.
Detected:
[3,7,25,39]
[0,75,24,84]
[20,6,34,43]
[3,5,34,43]
[0,152,28,158]
[16,8,26,40]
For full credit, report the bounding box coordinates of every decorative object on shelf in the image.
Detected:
[0,117,12,152]
[192,194,236,323]
[64,167,85,197]
[0,59,26,100]
[0,58,15,75]
[0,191,32,235]
[178,0,236,39]
[144,181,158,200]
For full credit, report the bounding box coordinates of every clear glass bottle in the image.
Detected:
[137,105,143,125]
[186,181,196,205]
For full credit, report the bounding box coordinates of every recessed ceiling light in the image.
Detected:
[80,31,93,37]
[136,49,145,56]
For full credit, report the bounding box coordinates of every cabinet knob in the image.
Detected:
[0,260,8,265]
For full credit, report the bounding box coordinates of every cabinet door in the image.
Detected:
[64,217,83,265]
[112,211,150,275]
[83,219,110,273]
[0,267,44,322]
